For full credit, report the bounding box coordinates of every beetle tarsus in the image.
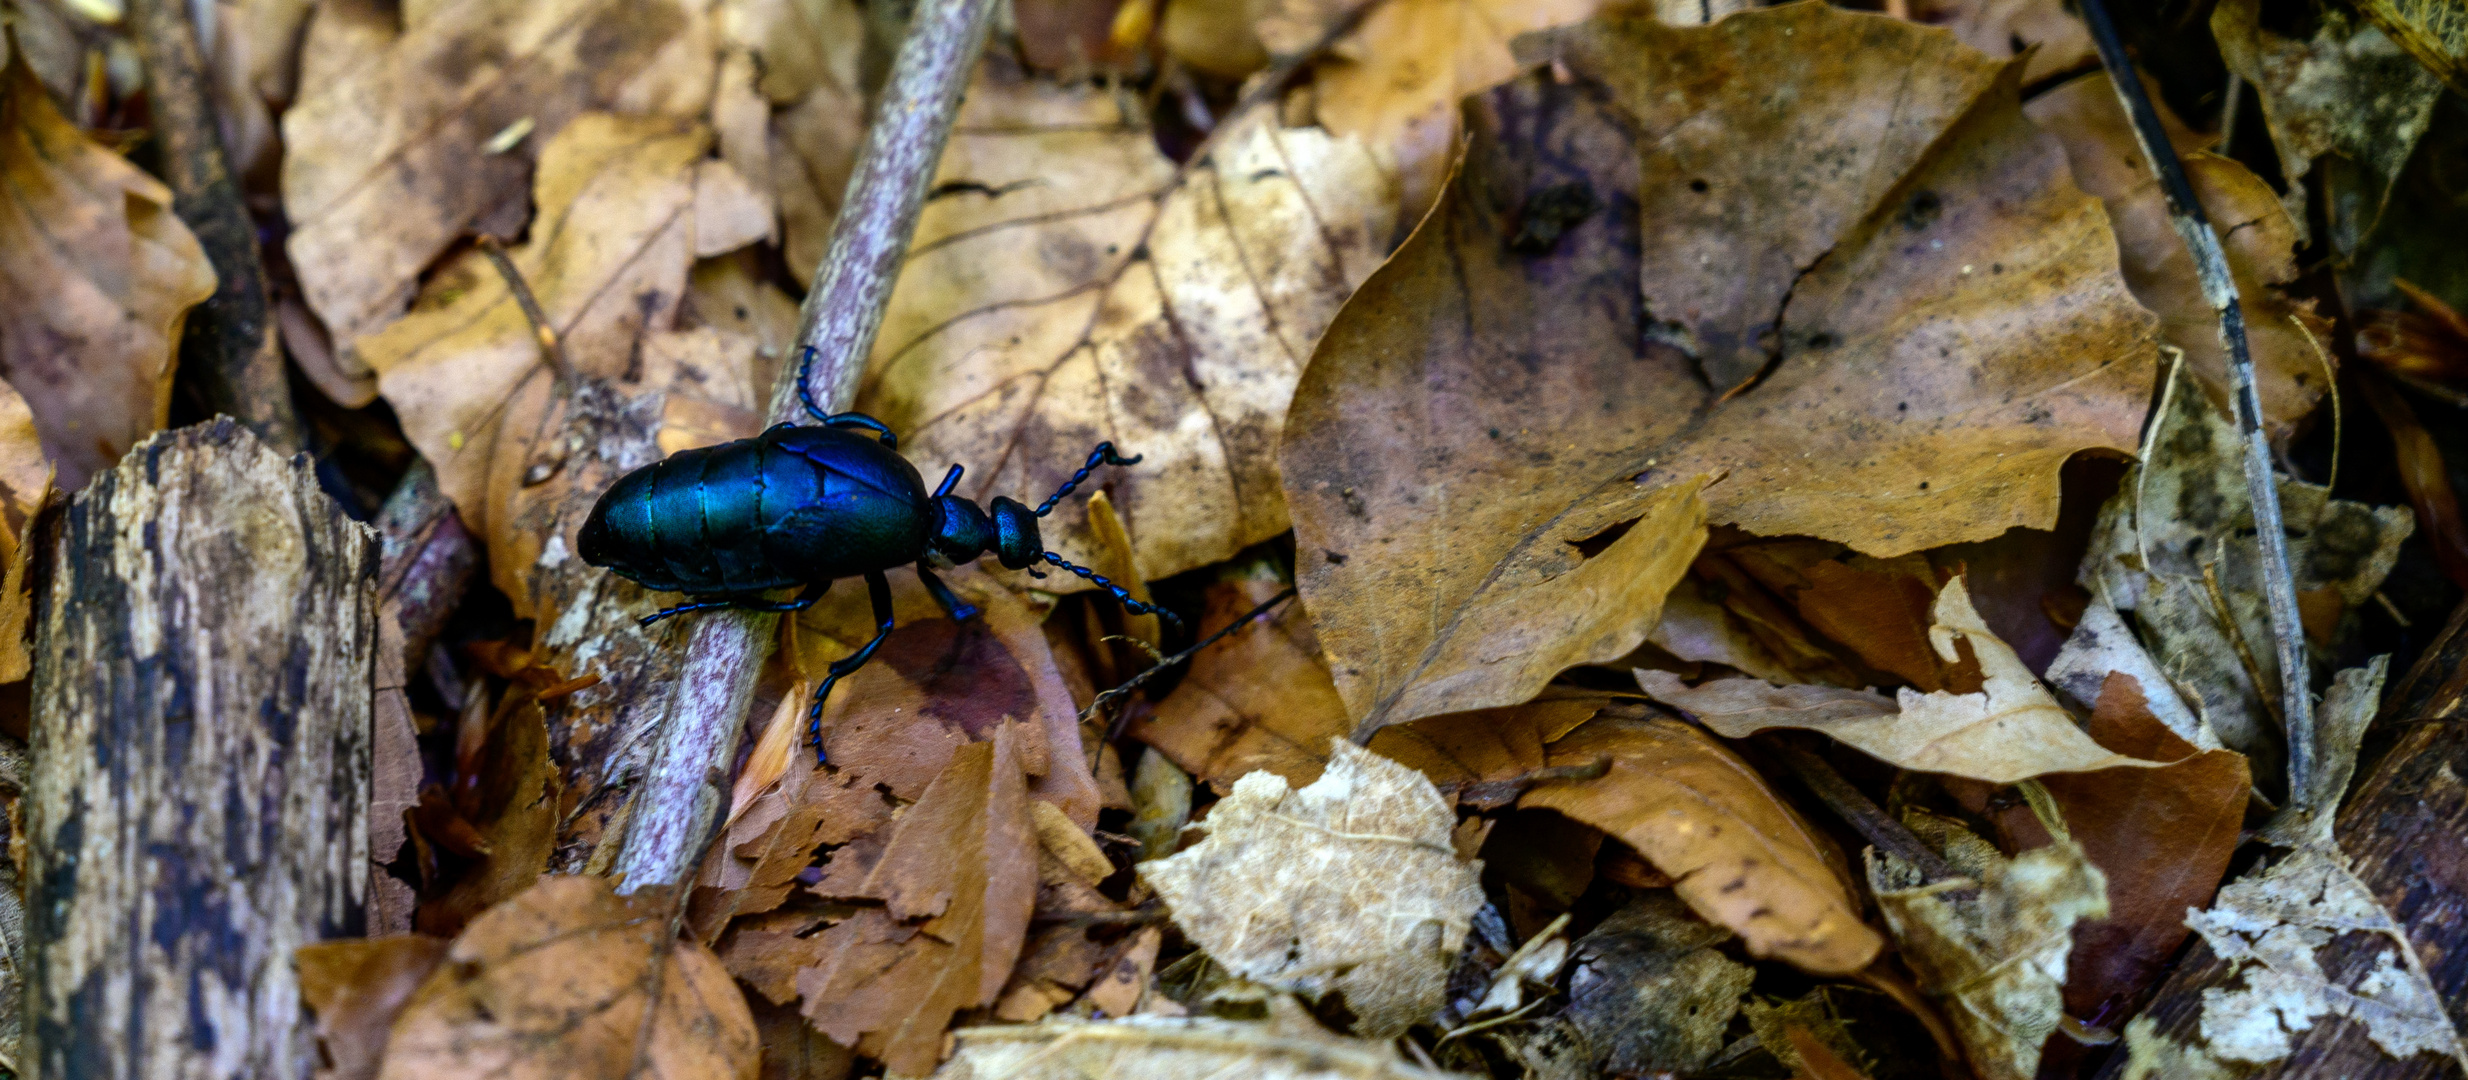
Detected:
[917,565,980,623]
[805,570,897,764]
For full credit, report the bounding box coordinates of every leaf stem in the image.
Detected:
[2078,0,2316,811]
[610,0,1001,892]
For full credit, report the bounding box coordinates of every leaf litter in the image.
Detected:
[56,0,2468,1076]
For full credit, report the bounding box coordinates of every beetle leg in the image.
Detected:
[821,411,898,448]
[807,570,896,764]
[637,583,825,627]
[638,596,743,626]
[916,565,980,623]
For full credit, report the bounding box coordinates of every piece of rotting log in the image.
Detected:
[25,419,378,1079]
[2101,598,2468,1078]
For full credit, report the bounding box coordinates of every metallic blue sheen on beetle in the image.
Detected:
[578,347,1176,759]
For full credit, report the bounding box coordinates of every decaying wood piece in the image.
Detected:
[2103,600,2468,1079]
[26,419,377,1078]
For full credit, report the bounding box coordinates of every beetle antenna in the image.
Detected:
[1034,442,1143,516]
[1038,551,1182,630]
[933,463,964,498]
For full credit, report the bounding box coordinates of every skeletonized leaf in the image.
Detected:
[1869,812,2109,1080]
[1641,577,2168,783]
[282,0,717,352]
[858,61,1398,588]
[1284,5,2158,733]
[2185,845,2468,1070]
[2075,376,2410,789]
[0,49,217,491]
[1138,741,1483,1038]
[2212,0,2441,254]
[377,876,759,1079]
[1519,711,1881,975]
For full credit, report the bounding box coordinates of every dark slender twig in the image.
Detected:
[1762,737,1962,886]
[1091,586,1299,735]
[476,235,575,386]
[129,0,303,449]
[612,0,1004,892]
[2080,0,2316,812]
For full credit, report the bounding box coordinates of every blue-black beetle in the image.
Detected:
[579,347,1175,757]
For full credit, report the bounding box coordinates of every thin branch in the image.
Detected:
[130,0,303,450]
[476,235,575,386]
[1763,737,1962,886]
[2080,0,2317,810]
[610,0,1003,892]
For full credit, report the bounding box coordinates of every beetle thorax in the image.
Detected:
[929,495,1042,570]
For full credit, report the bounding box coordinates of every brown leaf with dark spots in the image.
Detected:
[796,725,1039,1076]
[1131,560,1350,791]
[0,46,217,490]
[1519,711,1881,975]
[298,936,451,1080]
[1284,5,2158,734]
[378,877,758,1079]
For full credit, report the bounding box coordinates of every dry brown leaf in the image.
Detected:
[1519,711,1881,975]
[0,378,48,683]
[1258,0,1596,214]
[795,726,1039,1077]
[857,60,1398,587]
[2359,0,2468,97]
[1869,812,2109,1080]
[377,876,759,1079]
[1284,5,2158,733]
[936,998,1468,1079]
[0,47,216,491]
[414,697,560,938]
[2213,0,2442,253]
[1130,560,1348,790]
[1642,576,2170,783]
[282,0,717,351]
[1138,740,1483,1038]
[1723,543,1969,692]
[2027,72,2330,434]
[1907,0,2092,85]
[201,0,317,187]
[298,935,451,1080]
[706,567,1097,931]
[361,112,768,572]
[1365,695,1603,808]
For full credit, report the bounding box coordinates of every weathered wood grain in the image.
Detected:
[26,419,377,1079]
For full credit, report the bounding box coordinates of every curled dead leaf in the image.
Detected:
[1640,577,2171,783]
[1138,740,1483,1038]
[1518,710,1881,976]
[1285,4,2158,733]
[0,47,217,490]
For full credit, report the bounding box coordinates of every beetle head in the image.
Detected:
[928,495,1043,570]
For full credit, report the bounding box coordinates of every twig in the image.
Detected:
[128,0,303,450]
[1763,737,1962,886]
[2081,0,2317,811]
[1088,586,1299,734]
[476,236,575,386]
[610,0,1002,892]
